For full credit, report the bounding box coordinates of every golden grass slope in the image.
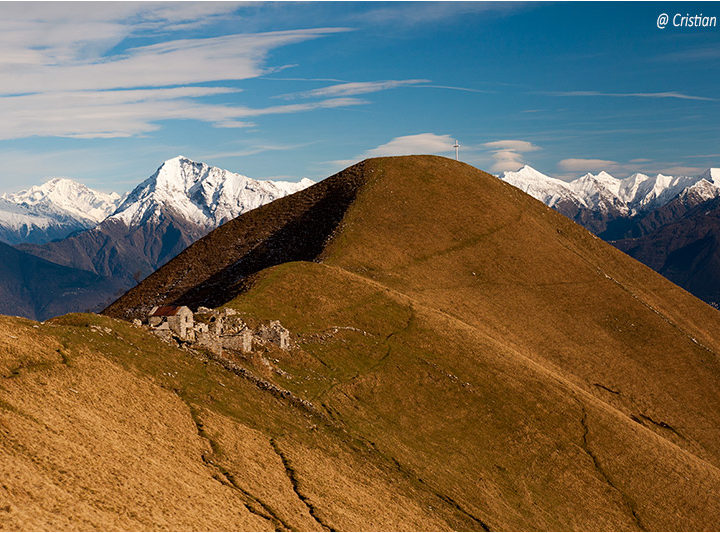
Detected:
[0,314,468,531]
[4,156,720,530]
[221,260,720,531]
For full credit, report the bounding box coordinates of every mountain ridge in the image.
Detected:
[0,240,125,319]
[499,164,719,220]
[109,156,313,229]
[20,156,314,282]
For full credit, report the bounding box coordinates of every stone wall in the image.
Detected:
[220,330,252,353]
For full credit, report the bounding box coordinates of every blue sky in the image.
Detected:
[1,1,719,193]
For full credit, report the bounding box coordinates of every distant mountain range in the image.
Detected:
[499,165,720,304]
[0,240,126,319]
[2,156,313,319]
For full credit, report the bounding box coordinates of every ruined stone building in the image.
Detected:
[148,305,194,340]
[145,306,290,354]
[257,321,291,350]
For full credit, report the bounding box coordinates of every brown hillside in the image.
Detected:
[0,313,464,531]
[5,155,720,530]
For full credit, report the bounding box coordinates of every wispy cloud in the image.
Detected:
[657,46,720,62]
[198,142,315,160]
[558,158,619,172]
[278,79,430,99]
[0,90,366,140]
[483,139,541,173]
[349,2,526,28]
[0,4,354,139]
[546,91,715,102]
[0,28,349,95]
[659,166,705,176]
[261,77,349,83]
[414,84,493,94]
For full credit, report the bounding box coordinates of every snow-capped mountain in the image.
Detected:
[111,156,313,229]
[499,165,720,238]
[0,198,60,244]
[7,156,316,320]
[700,168,720,183]
[569,172,631,215]
[496,165,580,208]
[0,178,122,245]
[20,156,315,290]
[500,165,720,220]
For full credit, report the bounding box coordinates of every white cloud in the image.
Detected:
[484,140,540,152]
[483,139,541,173]
[0,3,243,70]
[0,28,348,95]
[327,133,456,169]
[366,133,456,157]
[280,79,430,99]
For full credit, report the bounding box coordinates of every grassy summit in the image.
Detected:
[3,156,720,530]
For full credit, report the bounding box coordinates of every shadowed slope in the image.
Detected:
[104,162,367,319]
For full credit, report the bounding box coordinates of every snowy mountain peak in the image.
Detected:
[2,177,121,225]
[498,164,720,216]
[112,157,314,229]
[498,166,581,208]
[0,177,123,244]
[679,178,720,203]
[500,165,568,185]
[575,171,621,197]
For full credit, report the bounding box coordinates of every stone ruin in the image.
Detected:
[140,305,291,355]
